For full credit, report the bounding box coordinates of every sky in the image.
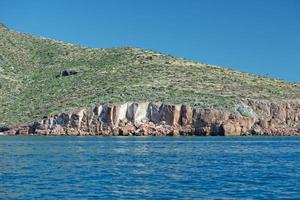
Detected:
[1,0,300,82]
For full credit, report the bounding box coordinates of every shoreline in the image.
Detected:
[1,134,300,137]
[2,100,300,136]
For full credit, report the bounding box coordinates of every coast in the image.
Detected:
[2,99,300,136]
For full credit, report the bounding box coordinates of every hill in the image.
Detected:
[0,24,299,127]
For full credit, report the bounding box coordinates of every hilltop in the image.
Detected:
[0,23,299,127]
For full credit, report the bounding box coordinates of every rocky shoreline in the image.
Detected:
[2,99,300,136]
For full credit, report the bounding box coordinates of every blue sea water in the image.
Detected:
[0,136,299,199]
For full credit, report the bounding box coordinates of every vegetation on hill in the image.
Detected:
[0,24,299,126]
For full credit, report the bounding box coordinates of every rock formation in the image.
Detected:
[2,100,300,136]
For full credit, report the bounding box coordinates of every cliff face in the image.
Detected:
[1,25,300,130]
[3,100,300,136]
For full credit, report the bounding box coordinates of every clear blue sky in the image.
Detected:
[1,0,300,82]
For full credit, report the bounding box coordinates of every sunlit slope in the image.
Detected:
[1,25,299,126]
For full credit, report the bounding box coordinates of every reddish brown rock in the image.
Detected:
[180,105,193,126]
[160,104,181,126]
[3,100,299,136]
[222,122,241,136]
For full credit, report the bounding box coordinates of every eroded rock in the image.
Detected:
[3,100,300,136]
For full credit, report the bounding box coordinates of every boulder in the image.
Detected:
[61,70,78,77]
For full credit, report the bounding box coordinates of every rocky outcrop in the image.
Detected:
[244,99,300,135]
[2,100,300,136]
[56,70,78,77]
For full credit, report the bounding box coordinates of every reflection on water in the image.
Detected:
[0,136,300,199]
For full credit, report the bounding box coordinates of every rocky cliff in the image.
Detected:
[1,24,300,132]
[3,99,300,136]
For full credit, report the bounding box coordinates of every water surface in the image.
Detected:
[0,136,300,199]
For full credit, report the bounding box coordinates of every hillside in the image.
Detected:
[0,24,300,127]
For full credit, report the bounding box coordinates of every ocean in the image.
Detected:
[0,136,299,199]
